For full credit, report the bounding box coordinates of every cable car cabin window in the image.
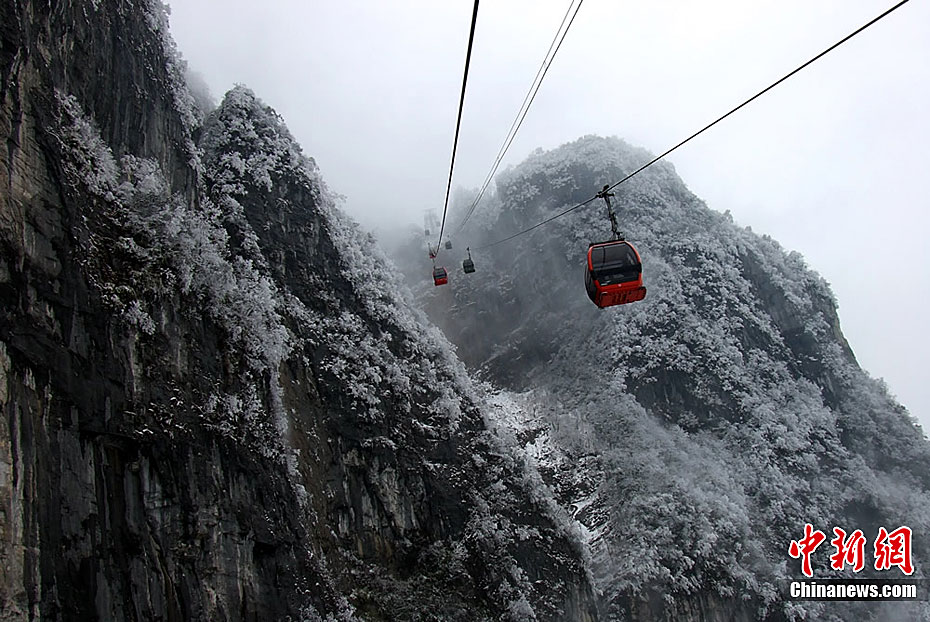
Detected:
[591,243,641,285]
[584,265,597,302]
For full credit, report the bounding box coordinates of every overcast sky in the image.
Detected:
[167,0,929,429]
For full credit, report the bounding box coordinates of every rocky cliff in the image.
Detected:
[0,1,598,620]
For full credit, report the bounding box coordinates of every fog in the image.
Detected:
[167,0,929,429]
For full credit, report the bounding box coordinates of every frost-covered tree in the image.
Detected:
[394,135,930,620]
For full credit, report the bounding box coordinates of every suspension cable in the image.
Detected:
[436,0,481,259]
[475,0,911,251]
[456,0,585,233]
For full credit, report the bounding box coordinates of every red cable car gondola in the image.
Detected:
[585,240,646,308]
[583,185,646,308]
[432,266,448,286]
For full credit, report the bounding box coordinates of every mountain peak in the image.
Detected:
[393,132,930,619]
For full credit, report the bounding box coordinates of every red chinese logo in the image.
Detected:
[875,526,914,575]
[789,524,914,577]
[830,527,866,572]
[789,523,826,578]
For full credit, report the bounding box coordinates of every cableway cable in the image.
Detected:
[456,0,586,233]
[436,0,481,260]
[475,0,912,251]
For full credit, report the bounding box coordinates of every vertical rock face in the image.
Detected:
[0,2,597,620]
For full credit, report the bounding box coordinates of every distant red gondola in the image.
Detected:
[584,240,646,308]
[432,266,448,286]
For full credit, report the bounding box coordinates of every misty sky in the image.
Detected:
[166,0,929,429]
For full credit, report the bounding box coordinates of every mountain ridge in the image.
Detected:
[392,133,930,620]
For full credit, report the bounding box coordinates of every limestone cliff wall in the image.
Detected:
[0,2,597,620]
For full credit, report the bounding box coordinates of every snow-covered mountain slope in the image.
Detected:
[393,135,930,620]
[0,2,597,619]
